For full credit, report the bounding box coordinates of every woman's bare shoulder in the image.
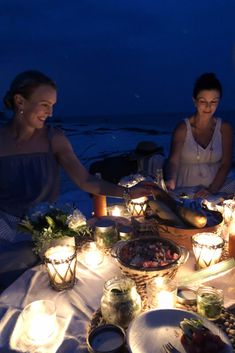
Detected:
[173,119,187,137]
[220,119,233,134]
[50,126,73,152]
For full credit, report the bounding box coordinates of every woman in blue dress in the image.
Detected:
[0,70,155,289]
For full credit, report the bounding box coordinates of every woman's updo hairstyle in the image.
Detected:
[3,70,57,110]
[193,72,222,99]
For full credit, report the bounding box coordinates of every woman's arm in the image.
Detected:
[195,122,233,197]
[165,122,186,190]
[52,130,155,199]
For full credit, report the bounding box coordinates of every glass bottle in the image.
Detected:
[101,276,141,328]
[197,285,223,321]
[155,168,167,192]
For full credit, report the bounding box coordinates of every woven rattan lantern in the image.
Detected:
[44,245,77,290]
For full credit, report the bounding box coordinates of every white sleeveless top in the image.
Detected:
[176,118,222,188]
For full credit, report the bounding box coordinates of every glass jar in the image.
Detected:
[147,277,177,309]
[101,276,141,329]
[197,286,223,321]
[94,219,118,250]
[118,225,133,241]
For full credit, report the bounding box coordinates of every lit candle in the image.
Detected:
[111,206,122,217]
[128,196,148,217]
[192,233,224,269]
[228,221,235,259]
[22,300,57,344]
[222,199,235,224]
[228,221,235,236]
[147,277,177,309]
[44,245,77,290]
[156,290,176,308]
[83,242,104,268]
[27,313,55,342]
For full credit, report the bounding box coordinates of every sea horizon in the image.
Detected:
[52,109,235,130]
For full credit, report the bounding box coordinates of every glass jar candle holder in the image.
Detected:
[101,276,141,329]
[197,285,224,321]
[192,232,224,269]
[94,219,118,250]
[82,241,104,268]
[147,277,177,309]
[222,199,235,225]
[127,196,148,217]
[107,204,126,217]
[22,300,57,345]
[44,245,77,291]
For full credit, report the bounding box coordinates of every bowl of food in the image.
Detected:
[111,236,188,296]
[147,198,223,250]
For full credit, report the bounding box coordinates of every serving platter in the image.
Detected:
[127,308,233,353]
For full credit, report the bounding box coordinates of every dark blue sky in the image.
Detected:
[0,0,235,119]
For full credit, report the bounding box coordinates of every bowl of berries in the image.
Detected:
[111,236,188,295]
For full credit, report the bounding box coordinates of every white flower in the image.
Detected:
[67,209,87,231]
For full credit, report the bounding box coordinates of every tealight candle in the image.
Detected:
[127,196,148,217]
[22,300,57,344]
[147,277,177,309]
[44,245,77,290]
[192,233,224,269]
[110,205,122,217]
[83,242,104,268]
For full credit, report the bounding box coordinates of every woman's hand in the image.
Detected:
[194,188,211,199]
[128,181,158,199]
[165,179,176,191]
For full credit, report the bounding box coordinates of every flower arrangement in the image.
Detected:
[18,203,92,255]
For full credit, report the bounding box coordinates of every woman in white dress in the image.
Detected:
[165,73,234,198]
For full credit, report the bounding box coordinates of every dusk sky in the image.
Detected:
[0,0,235,120]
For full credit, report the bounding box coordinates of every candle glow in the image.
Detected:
[84,242,104,268]
[111,206,122,217]
[222,199,235,224]
[22,300,57,345]
[128,196,148,216]
[44,245,77,290]
[192,233,224,269]
[228,221,235,236]
[147,277,177,309]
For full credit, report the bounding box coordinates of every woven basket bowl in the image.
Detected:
[157,210,223,250]
[111,236,188,299]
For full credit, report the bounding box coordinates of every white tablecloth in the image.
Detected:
[0,252,234,352]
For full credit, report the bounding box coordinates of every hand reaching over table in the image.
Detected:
[193,187,212,199]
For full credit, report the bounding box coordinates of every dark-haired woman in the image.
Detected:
[165,73,235,198]
[0,70,156,288]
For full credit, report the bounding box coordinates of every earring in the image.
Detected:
[20,109,24,116]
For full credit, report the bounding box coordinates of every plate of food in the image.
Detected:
[127,308,232,353]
